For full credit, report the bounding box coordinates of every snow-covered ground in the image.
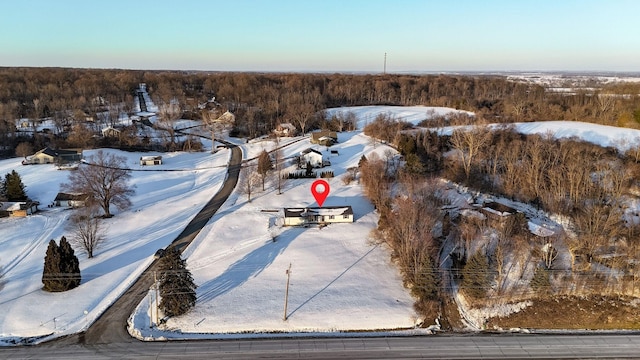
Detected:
[0,122,425,345]
[325,105,474,129]
[128,131,423,340]
[5,105,640,345]
[0,143,229,344]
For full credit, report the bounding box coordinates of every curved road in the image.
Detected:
[69,141,242,345]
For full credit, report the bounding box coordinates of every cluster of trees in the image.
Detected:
[0,170,28,201]
[3,68,640,157]
[42,236,81,292]
[240,148,290,200]
[362,114,640,310]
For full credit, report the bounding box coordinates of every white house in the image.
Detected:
[300,148,324,168]
[54,192,89,208]
[140,155,162,166]
[283,206,354,226]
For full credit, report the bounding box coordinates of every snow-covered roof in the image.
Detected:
[284,206,353,218]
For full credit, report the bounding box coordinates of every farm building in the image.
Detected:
[140,155,162,166]
[0,201,39,217]
[283,206,354,226]
[54,192,89,208]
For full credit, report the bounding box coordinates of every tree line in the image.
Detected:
[360,114,640,323]
[3,67,640,156]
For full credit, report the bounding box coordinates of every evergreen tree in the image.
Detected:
[530,266,551,296]
[4,170,28,201]
[42,237,81,292]
[59,236,81,289]
[461,250,492,300]
[42,240,64,292]
[305,161,314,177]
[158,248,197,317]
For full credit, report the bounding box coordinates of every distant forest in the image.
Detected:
[1,67,640,156]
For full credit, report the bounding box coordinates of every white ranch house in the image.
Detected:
[283,206,354,226]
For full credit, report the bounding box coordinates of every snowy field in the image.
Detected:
[129,131,424,340]
[0,144,229,344]
[4,104,640,344]
[325,105,474,129]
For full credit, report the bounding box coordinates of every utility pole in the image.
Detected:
[148,292,153,327]
[283,263,291,321]
[154,271,159,325]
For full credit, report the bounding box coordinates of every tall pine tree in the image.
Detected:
[59,236,81,289]
[461,250,492,300]
[158,248,197,317]
[42,240,64,292]
[3,170,27,201]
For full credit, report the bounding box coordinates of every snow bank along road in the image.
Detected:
[63,140,242,345]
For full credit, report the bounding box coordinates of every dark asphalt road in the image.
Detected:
[63,141,242,345]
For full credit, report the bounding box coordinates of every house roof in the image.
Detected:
[300,148,322,156]
[35,147,82,158]
[311,130,337,141]
[140,155,162,161]
[0,201,38,211]
[278,123,296,130]
[54,192,89,201]
[284,206,353,218]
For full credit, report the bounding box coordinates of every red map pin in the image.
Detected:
[311,179,330,207]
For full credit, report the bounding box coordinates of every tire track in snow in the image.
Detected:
[0,214,66,278]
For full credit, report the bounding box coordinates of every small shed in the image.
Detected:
[0,201,39,217]
[140,155,162,166]
[283,206,354,226]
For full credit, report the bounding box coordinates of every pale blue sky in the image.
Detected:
[1,0,638,72]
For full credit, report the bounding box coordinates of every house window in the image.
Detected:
[329,215,335,220]
[343,214,349,219]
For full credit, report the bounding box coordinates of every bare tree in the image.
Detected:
[62,150,135,218]
[273,141,286,194]
[239,166,260,202]
[158,102,181,151]
[449,125,491,181]
[15,142,33,159]
[257,150,273,191]
[572,202,623,265]
[70,206,105,258]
